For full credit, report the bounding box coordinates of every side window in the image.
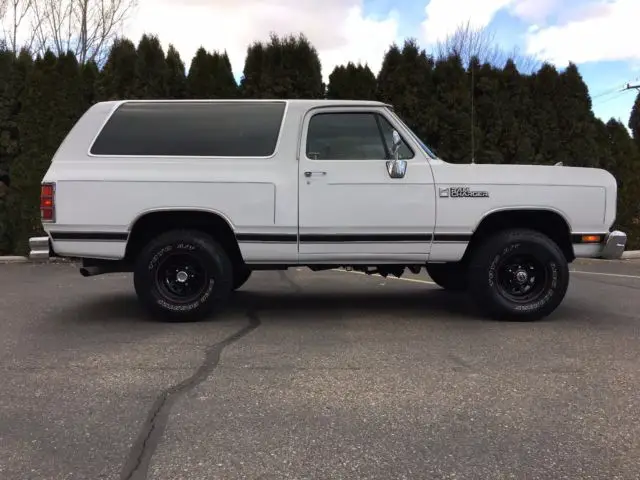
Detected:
[377,114,415,160]
[90,101,286,157]
[306,112,387,160]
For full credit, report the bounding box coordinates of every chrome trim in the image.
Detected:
[600,230,627,259]
[28,236,50,260]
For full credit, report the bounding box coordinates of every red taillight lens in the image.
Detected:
[40,183,55,222]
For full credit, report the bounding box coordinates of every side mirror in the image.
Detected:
[386,130,407,179]
[391,130,401,160]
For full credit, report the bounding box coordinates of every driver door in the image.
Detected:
[297,106,437,264]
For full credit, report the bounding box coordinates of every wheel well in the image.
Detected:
[462,210,575,263]
[124,210,244,266]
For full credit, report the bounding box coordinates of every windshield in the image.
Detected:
[385,107,439,160]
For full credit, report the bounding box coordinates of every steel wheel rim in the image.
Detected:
[495,253,550,303]
[155,252,210,303]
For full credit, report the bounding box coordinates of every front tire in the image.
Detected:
[468,229,569,321]
[133,229,234,322]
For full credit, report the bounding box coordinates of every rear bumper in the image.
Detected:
[600,230,627,260]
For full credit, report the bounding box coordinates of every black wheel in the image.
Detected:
[133,229,233,322]
[426,263,468,291]
[233,266,252,290]
[468,228,569,321]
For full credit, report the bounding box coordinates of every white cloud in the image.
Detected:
[509,0,559,24]
[421,0,514,45]
[123,0,400,81]
[524,0,639,65]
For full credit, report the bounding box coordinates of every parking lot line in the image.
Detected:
[332,268,437,285]
[570,270,640,280]
[333,267,640,284]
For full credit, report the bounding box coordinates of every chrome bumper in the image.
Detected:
[600,230,627,260]
[28,236,51,260]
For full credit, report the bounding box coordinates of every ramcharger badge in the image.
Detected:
[440,186,489,198]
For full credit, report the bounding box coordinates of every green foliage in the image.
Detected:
[1,34,640,253]
[134,34,169,99]
[10,51,63,253]
[630,91,640,149]
[166,45,187,99]
[496,59,535,164]
[376,40,440,155]
[240,33,323,99]
[97,38,139,101]
[603,119,640,248]
[81,60,100,107]
[326,62,376,100]
[431,53,472,163]
[187,47,237,98]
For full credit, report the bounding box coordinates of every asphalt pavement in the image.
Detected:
[1,259,639,480]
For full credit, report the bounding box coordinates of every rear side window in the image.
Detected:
[90,101,286,157]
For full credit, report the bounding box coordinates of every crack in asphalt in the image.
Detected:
[120,310,261,480]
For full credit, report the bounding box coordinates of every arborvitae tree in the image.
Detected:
[0,47,15,254]
[0,48,32,253]
[630,91,640,149]
[240,33,323,99]
[187,47,238,98]
[97,38,139,101]
[431,52,473,163]
[10,51,61,253]
[554,63,599,167]
[326,62,376,100]
[605,119,640,249]
[240,42,265,98]
[166,44,187,99]
[497,59,535,164]
[376,40,440,155]
[213,51,238,97]
[55,51,86,136]
[134,34,169,99]
[81,60,99,107]
[469,57,502,163]
[527,63,561,164]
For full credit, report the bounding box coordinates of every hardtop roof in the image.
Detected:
[99,98,392,109]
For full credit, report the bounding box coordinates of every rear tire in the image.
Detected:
[468,228,569,321]
[426,263,468,291]
[133,229,234,322]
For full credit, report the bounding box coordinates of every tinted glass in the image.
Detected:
[306,112,387,160]
[90,101,286,157]
[377,114,415,159]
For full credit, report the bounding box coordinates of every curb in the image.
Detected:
[0,256,29,263]
[622,250,640,260]
[0,256,72,264]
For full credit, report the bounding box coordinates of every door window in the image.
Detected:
[306,112,386,160]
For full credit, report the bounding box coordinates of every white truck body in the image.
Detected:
[34,99,627,321]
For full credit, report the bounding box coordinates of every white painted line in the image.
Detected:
[334,267,640,283]
[571,270,640,280]
[332,268,436,285]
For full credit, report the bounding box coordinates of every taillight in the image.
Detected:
[40,183,55,222]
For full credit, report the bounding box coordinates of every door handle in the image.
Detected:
[304,171,327,177]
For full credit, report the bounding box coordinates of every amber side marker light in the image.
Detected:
[40,183,55,222]
[582,235,602,243]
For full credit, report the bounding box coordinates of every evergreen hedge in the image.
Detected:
[0,35,638,255]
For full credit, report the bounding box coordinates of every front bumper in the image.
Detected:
[600,230,627,260]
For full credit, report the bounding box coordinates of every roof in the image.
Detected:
[99,98,392,109]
